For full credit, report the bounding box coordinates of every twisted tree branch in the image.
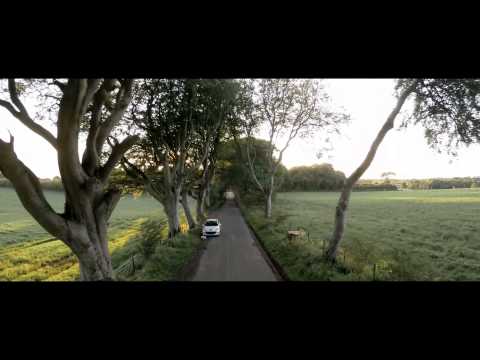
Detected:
[99,135,140,182]
[0,79,58,150]
[0,135,68,241]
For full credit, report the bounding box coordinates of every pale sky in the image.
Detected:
[1,79,479,180]
[268,79,480,179]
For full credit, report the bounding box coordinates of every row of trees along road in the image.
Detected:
[118,79,240,237]
[0,78,242,280]
[215,137,289,204]
[2,78,480,278]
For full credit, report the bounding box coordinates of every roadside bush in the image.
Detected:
[209,182,227,209]
[136,219,166,259]
[139,231,200,280]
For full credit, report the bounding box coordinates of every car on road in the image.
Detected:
[202,218,221,237]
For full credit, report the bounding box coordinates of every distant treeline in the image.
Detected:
[353,183,398,191]
[0,176,64,191]
[359,177,480,190]
[279,164,399,192]
[280,164,346,191]
[280,166,480,192]
[399,177,480,190]
[2,173,479,194]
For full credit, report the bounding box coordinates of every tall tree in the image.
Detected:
[326,78,480,262]
[120,79,202,237]
[121,79,239,235]
[326,79,418,262]
[238,79,346,218]
[190,79,240,222]
[0,79,138,280]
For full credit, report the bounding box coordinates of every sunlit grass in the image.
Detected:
[0,187,183,281]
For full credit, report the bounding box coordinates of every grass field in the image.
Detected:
[0,187,198,281]
[243,189,480,281]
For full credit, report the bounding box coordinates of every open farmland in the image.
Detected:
[242,189,480,281]
[0,187,168,280]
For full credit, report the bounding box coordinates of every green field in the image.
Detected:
[243,189,480,281]
[0,187,197,281]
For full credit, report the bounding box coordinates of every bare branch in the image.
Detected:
[58,79,89,187]
[0,99,20,117]
[99,135,140,182]
[96,79,134,153]
[0,137,68,240]
[81,82,111,175]
[120,155,150,183]
[8,79,28,114]
[52,80,67,92]
[80,79,103,116]
[347,82,416,185]
[245,135,265,193]
[0,80,58,150]
[96,189,122,223]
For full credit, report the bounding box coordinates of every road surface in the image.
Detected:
[191,200,278,281]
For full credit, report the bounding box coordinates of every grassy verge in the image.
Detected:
[115,217,202,281]
[0,218,148,281]
[0,187,202,281]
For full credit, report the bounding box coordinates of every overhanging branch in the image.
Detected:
[96,79,134,153]
[99,135,140,182]
[0,136,68,240]
[0,79,58,150]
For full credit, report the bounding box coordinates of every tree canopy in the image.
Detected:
[399,79,480,154]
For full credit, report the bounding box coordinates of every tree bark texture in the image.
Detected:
[181,189,196,229]
[0,79,137,280]
[196,186,207,223]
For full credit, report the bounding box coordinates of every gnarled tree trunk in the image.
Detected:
[205,182,211,208]
[0,78,137,281]
[326,84,416,262]
[0,141,116,281]
[164,187,181,238]
[181,189,196,229]
[196,186,207,222]
[142,181,182,238]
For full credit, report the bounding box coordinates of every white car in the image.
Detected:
[202,218,221,237]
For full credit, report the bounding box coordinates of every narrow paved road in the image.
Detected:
[192,200,278,281]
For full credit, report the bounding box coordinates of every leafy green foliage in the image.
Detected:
[135,219,167,259]
[216,137,288,202]
[281,163,346,191]
[135,230,200,281]
[114,217,200,281]
[398,79,480,154]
